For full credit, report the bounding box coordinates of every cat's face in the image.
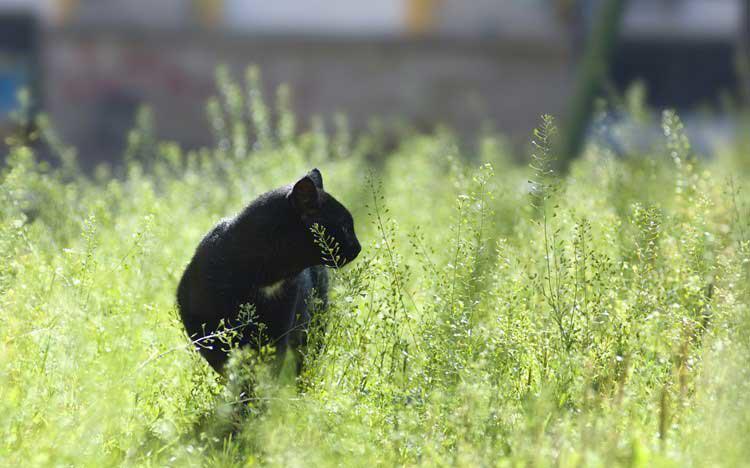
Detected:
[313,194,361,267]
[288,169,361,267]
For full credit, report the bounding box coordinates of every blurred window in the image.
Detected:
[223,0,405,36]
[620,0,740,41]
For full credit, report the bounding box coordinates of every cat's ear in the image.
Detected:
[308,168,323,190]
[289,175,320,215]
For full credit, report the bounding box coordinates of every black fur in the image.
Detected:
[176,169,360,373]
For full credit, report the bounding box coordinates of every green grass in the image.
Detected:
[2,71,750,466]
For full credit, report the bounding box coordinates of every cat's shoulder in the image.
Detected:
[198,217,233,248]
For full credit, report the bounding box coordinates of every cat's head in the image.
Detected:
[287,168,361,267]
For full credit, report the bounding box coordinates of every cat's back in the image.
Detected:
[196,218,232,252]
[177,218,232,308]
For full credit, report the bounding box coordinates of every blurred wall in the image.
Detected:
[0,0,574,164]
[42,27,572,165]
[435,0,563,40]
[70,0,193,28]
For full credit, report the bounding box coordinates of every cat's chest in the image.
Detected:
[251,276,303,306]
[259,280,287,300]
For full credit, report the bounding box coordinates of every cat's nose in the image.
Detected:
[351,242,361,259]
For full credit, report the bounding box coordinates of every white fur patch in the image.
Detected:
[260,280,286,299]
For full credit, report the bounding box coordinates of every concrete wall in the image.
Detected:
[42,27,573,164]
[435,0,562,40]
[71,0,192,28]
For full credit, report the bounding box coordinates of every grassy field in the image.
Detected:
[2,73,750,466]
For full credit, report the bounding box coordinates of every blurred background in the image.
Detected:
[0,0,746,165]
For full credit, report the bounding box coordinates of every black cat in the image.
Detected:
[176,169,361,373]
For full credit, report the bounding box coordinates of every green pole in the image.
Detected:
[558,0,628,170]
